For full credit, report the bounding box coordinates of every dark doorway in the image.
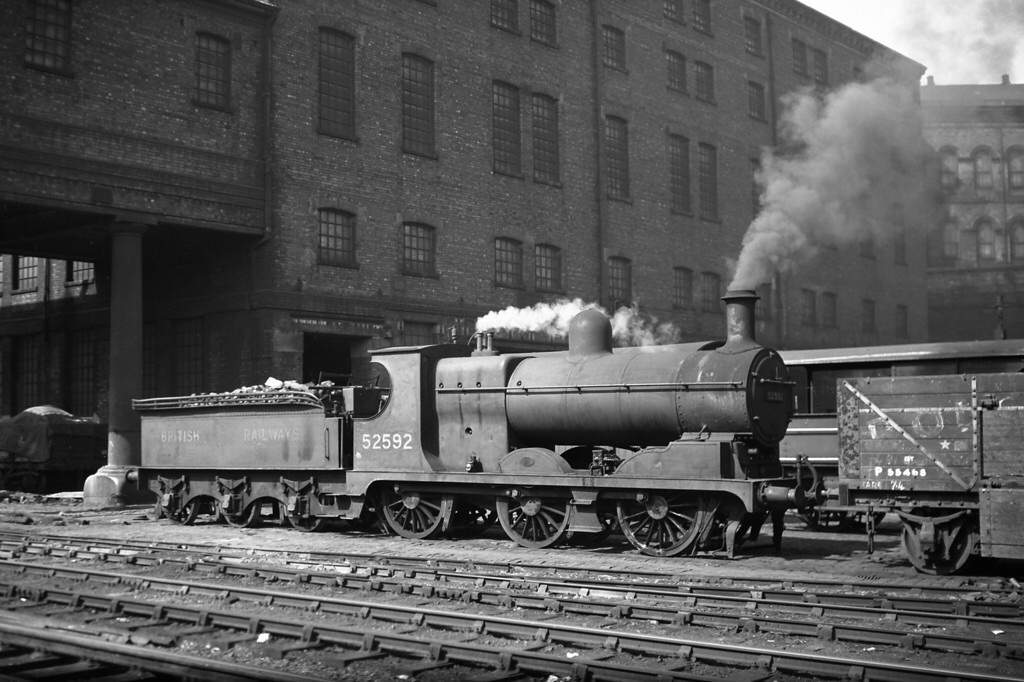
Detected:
[302,333,354,385]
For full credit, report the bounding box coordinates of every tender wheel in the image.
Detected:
[378,489,451,539]
[220,502,259,528]
[168,495,218,526]
[900,512,976,575]
[446,500,498,538]
[495,495,570,549]
[617,493,704,557]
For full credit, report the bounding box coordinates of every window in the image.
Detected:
[1011,220,1024,261]
[494,237,523,287]
[491,0,519,32]
[757,282,773,320]
[664,0,683,23]
[318,29,356,139]
[692,0,711,33]
[25,0,71,73]
[812,48,828,86]
[535,243,562,291]
[195,33,230,109]
[1008,148,1024,190]
[894,228,907,265]
[173,318,204,394]
[940,147,958,190]
[673,267,693,307]
[666,50,687,92]
[700,271,721,312]
[605,116,630,200]
[694,60,714,102]
[792,38,807,76]
[943,219,959,262]
[68,328,98,416]
[0,256,5,295]
[859,234,875,259]
[531,93,560,184]
[750,158,761,216]
[895,304,908,338]
[744,16,762,55]
[977,219,998,264]
[529,0,556,45]
[669,134,691,213]
[861,299,876,334]
[800,288,816,326]
[492,81,521,176]
[697,142,718,220]
[14,335,43,411]
[403,321,438,346]
[747,80,765,120]
[13,256,38,291]
[607,257,632,305]
[65,260,94,283]
[821,292,837,328]
[318,208,357,267]
[401,54,435,157]
[601,25,625,71]
[402,222,436,276]
[973,148,993,189]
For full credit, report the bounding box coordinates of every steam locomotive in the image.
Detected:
[136,290,809,557]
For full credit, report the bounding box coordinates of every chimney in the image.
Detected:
[1002,74,1011,85]
[721,289,759,349]
[926,75,935,86]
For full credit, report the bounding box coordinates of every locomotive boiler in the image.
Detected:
[136,290,809,557]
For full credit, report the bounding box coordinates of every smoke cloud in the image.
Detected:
[894,0,1023,84]
[802,0,1022,84]
[729,75,936,290]
[476,299,680,346]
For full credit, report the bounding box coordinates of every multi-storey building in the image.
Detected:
[923,75,1024,340]
[0,0,924,499]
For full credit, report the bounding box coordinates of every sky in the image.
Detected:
[798,0,1024,85]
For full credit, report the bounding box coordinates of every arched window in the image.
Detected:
[939,146,958,190]
[1008,147,1024,191]
[942,219,959,262]
[975,218,1004,265]
[1011,218,1024,261]
[973,148,994,190]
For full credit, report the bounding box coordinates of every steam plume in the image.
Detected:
[894,0,1023,84]
[476,299,680,346]
[729,75,935,290]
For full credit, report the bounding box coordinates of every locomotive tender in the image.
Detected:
[136,290,807,557]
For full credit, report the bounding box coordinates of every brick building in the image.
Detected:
[923,76,1024,340]
[0,0,925,497]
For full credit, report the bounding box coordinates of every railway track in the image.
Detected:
[0,537,1022,680]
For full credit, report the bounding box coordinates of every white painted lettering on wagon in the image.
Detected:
[160,430,201,443]
[244,427,301,442]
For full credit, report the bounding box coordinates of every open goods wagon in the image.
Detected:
[836,372,1024,574]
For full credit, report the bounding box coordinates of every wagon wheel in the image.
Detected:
[616,492,705,557]
[495,495,570,549]
[220,502,259,528]
[378,488,452,539]
[446,500,498,538]
[169,495,218,526]
[900,512,977,575]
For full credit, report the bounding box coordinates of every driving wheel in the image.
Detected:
[378,488,451,539]
[616,492,705,557]
[495,495,570,549]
